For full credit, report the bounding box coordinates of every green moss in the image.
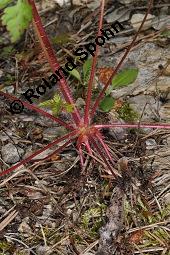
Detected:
[81,203,107,237]
[117,102,138,122]
[0,241,12,254]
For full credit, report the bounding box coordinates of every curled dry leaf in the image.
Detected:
[129,230,144,244]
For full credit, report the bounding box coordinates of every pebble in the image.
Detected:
[131,14,155,31]
[145,139,157,150]
[164,193,170,205]
[1,143,24,164]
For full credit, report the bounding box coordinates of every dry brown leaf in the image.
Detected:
[129,230,144,244]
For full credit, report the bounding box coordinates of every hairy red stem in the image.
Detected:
[0,130,77,177]
[84,0,105,125]
[91,0,154,118]
[90,136,118,178]
[27,0,81,125]
[95,132,115,164]
[95,123,170,129]
[0,91,74,130]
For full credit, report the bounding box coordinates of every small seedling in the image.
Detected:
[39,93,74,116]
[0,0,32,42]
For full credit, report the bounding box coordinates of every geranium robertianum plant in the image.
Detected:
[0,0,170,178]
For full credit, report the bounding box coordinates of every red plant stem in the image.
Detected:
[27,0,81,125]
[94,123,170,129]
[0,91,74,131]
[84,0,105,125]
[95,133,115,164]
[0,130,78,177]
[90,136,118,178]
[84,140,93,155]
[90,0,154,118]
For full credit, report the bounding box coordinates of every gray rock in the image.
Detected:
[108,114,127,140]
[43,126,67,141]
[1,143,24,164]
[164,193,170,205]
[145,139,157,150]
[131,14,155,31]
[128,94,160,122]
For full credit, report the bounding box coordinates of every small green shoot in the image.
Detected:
[83,58,93,83]
[0,0,12,9]
[39,94,74,116]
[69,58,93,86]
[1,0,32,42]
[69,69,81,82]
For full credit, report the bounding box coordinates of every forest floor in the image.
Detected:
[0,0,170,254]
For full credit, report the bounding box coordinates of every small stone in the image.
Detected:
[76,97,85,108]
[147,77,170,99]
[53,0,70,7]
[131,14,155,31]
[164,193,170,205]
[119,0,133,4]
[1,143,24,164]
[0,70,3,78]
[36,245,51,255]
[18,219,32,236]
[145,139,157,150]
[108,115,127,140]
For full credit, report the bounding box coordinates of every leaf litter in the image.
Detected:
[0,0,170,254]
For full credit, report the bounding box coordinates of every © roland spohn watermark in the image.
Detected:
[10,21,124,114]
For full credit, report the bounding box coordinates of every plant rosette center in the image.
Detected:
[77,125,99,145]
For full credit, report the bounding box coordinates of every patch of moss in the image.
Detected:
[0,241,13,254]
[81,203,107,237]
[117,102,138,122]
[0,46,15,58]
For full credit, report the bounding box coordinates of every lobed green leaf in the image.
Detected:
[1,0,32,42]
[0,0,12,9]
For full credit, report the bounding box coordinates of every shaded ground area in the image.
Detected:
[0,0,170,254]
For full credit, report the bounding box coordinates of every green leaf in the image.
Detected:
[63,103,74,113]
[39,94,62,115]
[99,96,115,112]
[106,68,138,95]
[39,94,73,116]
[112,68,138,88]
[83,58,92,83]
[1,0,32,42]
[69,68,81,82]
[0,0,12,9]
